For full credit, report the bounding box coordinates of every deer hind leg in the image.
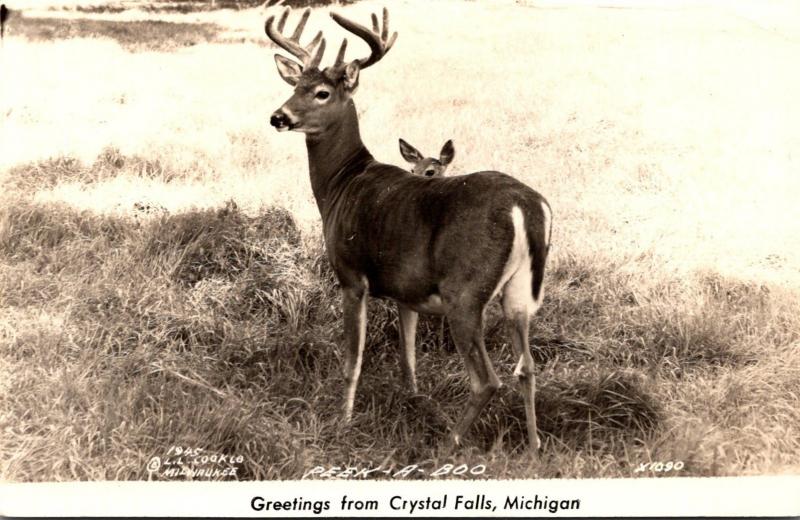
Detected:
[502,267,542,452]
[447,306,501,447]
[397,305,419,393]
[341,283,368,422]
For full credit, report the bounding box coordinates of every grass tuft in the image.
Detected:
[536,368,660,446]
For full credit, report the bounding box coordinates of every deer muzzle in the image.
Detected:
[270,111,292,131]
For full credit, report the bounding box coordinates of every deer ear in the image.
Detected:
[440,139,455,166]
[399,139,423,163]
[343,61,360,91]
[274,55,303,86]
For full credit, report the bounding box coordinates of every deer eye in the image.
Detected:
[315,90,330,100]
[425,169,436,177]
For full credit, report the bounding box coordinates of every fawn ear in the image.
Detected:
[439,140,455,166]
[274,55,303,86]
[343,61,360,91]
[399,139,423,163]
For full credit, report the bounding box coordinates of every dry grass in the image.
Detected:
[6,15,222,51]
[1,0,799,481]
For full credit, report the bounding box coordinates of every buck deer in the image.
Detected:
[399,138,455,178]
[265,7,552,451]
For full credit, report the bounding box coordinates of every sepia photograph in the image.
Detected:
[0,0,799,510]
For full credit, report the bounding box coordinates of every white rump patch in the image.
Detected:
[541,200,552,249]
[492,206,540,317]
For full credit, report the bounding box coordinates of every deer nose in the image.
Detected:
[270,113,288,129]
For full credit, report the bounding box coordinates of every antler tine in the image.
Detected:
[382,8,397,54]
[291,8,309,40]
[307,30,322,51]
[329,7,398,70]
[334,38,348,68]
[265,7,326,69]
[308,37,326,69]
[381,7,390,42]
[276,8,288,32]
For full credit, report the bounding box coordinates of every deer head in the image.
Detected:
[398,139,455,177]
[266,7,397,136]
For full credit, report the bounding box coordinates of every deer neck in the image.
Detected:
[305,99,372,218]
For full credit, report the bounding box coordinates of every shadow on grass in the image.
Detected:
[445,367,662,455]
[143,201,300,286]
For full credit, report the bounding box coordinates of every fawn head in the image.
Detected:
[399,139,455,177]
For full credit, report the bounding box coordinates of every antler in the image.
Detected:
[265,7,326,69]
[330,7,397,70]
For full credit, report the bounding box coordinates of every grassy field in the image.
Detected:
[1,0,799,481]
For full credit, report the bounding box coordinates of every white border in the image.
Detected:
[1,476,799,517]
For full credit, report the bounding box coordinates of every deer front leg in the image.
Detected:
[341,284,368,422]
[397,305,418,393]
